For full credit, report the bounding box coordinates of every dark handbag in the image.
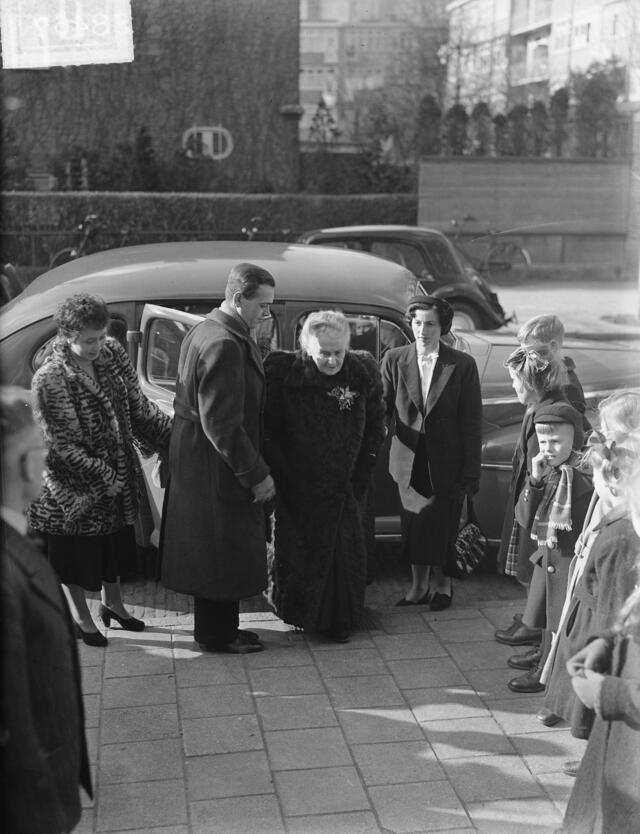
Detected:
[451,497,487,579]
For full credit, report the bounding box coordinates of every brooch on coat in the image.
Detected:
[328,385,359,411]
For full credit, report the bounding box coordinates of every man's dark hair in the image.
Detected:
[225,262,275,302]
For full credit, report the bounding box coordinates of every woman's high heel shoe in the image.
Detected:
[75,622,108,647]
[99,604,145,632]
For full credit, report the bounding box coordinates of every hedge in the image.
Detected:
[1,191,418,241]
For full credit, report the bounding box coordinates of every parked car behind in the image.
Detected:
[297,224,509,331]
[1,241,637,557]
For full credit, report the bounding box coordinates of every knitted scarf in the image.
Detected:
[530,463,574,548]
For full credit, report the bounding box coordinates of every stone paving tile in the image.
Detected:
[73,811,95,834]
[337,706,425,744]
[421,716,518,760]
[351,739,444,785]
[104,628,174,653]
[249,665,324,695]
[189,795,285,834]
[481,603,525,630]
[83,693,100,728]
[445,640,514,670]
[81,664,103,695]
[421,606,487,623]
[285,811,382,833]
[489,696,564,735]
[374,610,433,633]
[274,765,370,816]
[405,685,491,723]
[78,643,106,666]
[255,693,337,731]
[96,778,187,831]
[428,616,498,643]
[174,655,247,688]
[536,769,576,816]
[181,714,263,756]
[371,632,448,660]
[100,737,184,784]
[185,749,273,800]
[102,673,176,708]
[465,796,564,833]
[441,754,545,803]
[86,727,99,766]
[101,703,180,744]
[104,649,174,678]
[508,729,587,775]
[307,632,377,651]
[464,667,528,701]
[264,726,352,770]
[368,780,471,832]
[177,682,254,718]
[325,674,405,708]
[387,656,468,689]
[242,643,315,668]
[313,648,389,678]
[98,829,188,834]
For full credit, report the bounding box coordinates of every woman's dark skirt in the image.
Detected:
[400,492,463,568]
[46,525,137,591]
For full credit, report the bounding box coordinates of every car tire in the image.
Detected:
[451,302,482,331]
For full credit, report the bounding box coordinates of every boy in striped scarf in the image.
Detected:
[506,402,593,706]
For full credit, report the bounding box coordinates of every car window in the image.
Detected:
[370,241,431,281]
[380,320,410,356]
[421,236,461,279]
[145,309,279,392]
[311,238,365,251]
[295,313,410,362]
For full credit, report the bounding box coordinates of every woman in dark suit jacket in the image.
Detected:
[381,296,482,610]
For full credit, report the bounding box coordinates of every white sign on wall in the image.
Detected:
[0,0,134,69]
[182,126,234,161]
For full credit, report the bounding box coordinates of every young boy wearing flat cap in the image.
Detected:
[507,402,593,708]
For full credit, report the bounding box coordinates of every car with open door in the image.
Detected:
[1,241,638,558]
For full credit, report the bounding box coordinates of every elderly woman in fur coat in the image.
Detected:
[264,310,386,643]
[28,293,171,647]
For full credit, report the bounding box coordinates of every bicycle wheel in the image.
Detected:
[485,242,531,286]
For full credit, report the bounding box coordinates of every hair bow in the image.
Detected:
[506,346,549,373]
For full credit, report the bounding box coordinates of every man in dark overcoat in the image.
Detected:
[160,262,276,654]
[1,386,92,833]
[381,296,482,610]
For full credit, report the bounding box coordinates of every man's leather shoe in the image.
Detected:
[536,708,562,727]
[507,667,545,693]
[507,646,542,670]
[495,616,542,646]
[562,760,581,777]
[199,637,264,654]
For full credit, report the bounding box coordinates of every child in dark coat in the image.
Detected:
[507,402,593,703]
[557,394,640,833]
[542,392,640,742]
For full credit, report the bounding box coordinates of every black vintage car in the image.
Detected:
[298,224,509,331]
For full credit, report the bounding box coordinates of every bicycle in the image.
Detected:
[241,216,294,242]
[449,214,531,286]
[48,214,131,270]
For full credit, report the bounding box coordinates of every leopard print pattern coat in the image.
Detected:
[28,336,171,537]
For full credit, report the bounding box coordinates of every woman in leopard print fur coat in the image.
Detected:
[28,293,171,645]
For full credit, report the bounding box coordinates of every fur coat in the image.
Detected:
[28,337,171,537]
[263,350,386,631]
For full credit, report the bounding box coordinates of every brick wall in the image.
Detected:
[418,157,634,280]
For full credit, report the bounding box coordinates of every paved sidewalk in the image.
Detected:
[76,572,583,834]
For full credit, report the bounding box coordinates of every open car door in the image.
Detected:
[136,303,204,546]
